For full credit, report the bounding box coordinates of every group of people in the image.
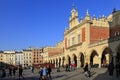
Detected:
[65,63,77,72]
[1,65,17,78]
[1,65,24,80]
[39,65,52,80]
[108,61,120,77]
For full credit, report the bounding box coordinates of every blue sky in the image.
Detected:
[0,0,120,51]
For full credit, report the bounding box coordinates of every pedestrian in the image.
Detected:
[19,65,25,80]
[1,68,6,78]
[47,65,52,79]
[84,63,91,77]
[13,66,16,76]
[116,61,120,77]
[32,66,34,73]
[108,62,114,76]
[42,66,47,80]
[56,65,60,72]
[8,66,12,76]
[39,66,43,80]
[65,64,68,72]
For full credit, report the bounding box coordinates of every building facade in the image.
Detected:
[3,50,16,66]
[22,49,32,67]
[29,47,43,65]
[47,7,120,68]
[15,52,24,67]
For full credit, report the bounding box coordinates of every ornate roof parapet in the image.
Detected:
[91,14,109,27]
[93,14,97,20]
[80,16,83,23]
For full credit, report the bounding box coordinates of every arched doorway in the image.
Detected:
[62,57,65,67]
[53,59,55,65]
[59,57,61,67]
[51,60,52,64]
[80,53,85,67]
[67,55,71,65]
[116,44,120,62]
[90,50,99,67]
[72,54,77,66]
[101,47,112,67]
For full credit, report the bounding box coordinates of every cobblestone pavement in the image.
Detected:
[0,68,120,80]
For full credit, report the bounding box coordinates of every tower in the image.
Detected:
[69,4,79,29]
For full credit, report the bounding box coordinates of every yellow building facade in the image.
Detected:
[22,49,32,67]
[47,7,120,68]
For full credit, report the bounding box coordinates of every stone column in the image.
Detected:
[71,57,74,64]
[77,58,81,68]
[98,56,101,68]
[61,59,63,67]
[55,60,57,68]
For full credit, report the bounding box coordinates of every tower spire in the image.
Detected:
[72,3,75,10]
[85,9,90,20]
[86,9,89,16]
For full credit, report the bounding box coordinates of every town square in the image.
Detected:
[0,0,120,80]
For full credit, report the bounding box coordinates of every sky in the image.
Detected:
[0,0,120,51]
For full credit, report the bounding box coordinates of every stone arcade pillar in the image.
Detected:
[61,59,63,67]
[77,58,81,68]
[98,55,101,68]
[71,57,74,64]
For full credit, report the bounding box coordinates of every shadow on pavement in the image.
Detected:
[52,74,65,79]
[93,69,120,80]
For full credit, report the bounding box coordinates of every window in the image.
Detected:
[72,37,75,45]
[78,34,80,43]
[68,39,70,47]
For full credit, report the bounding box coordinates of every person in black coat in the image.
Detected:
[116,61,120,77]
[84,63,91,77]
[1,68,6,78]
[108,62,114,76]
[84,63,88,72]
[47,65,52,79]
[19,65,24,80]
[13,67,16,76]
[8,66,12,76]
[39,66,43,80]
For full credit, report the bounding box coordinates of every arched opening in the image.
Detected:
[62,57,65,67]
[80,53,85,67]
[72,54,77,66]
[116,45,120,62]
[90,50,99,67]
[51,60,52,64]
[67,55,71,66]
[59,57,61,67]
[53,59,55,65]
[101,47,112,67]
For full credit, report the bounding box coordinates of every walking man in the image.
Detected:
[116,61,120,77]
[47,65,52,79]
[19,65,24,80]
[13,66,16,76]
